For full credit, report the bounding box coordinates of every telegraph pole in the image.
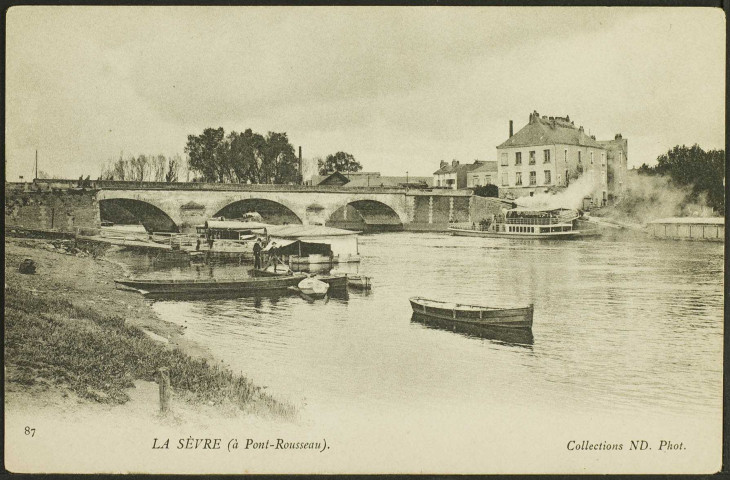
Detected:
[35,150,38,180]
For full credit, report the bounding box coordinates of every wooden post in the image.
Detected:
[157,367,170,413]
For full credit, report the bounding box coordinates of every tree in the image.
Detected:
[165,156,180,183]
[473,184,499,197]
[318,151,362,175]
[186,127,301,184]
[639,144,725,214]
[228,129,267,184]
[100,153,181,182]
[185,127,228,183]
[263,132,299,184]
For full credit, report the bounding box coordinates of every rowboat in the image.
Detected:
[411,314,534,346]
[251,271,348,290]
[114,275,306,295]
[409,297,533,329]
[297,277,329,296]
[347,275,372,290]
[312,274,348,290]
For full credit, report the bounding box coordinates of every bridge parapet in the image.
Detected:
[33,179,472,196]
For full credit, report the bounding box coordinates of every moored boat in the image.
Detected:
[312,274,348,290]
[347,275,372,290]
[409,297,533,329]
[449,207,599,239]
[114,274,306,295]
[298,277,329,296]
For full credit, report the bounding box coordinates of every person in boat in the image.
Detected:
[253,238,263,269]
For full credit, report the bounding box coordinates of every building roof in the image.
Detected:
[498,112,605,149]
[469,161,498,174]
[317,171,351,186]
[314,171,432,188]
[434,160,490,175]
[268,224,360,237]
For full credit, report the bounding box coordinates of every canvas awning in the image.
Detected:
[204,220,272,231]
[262,239,332,257]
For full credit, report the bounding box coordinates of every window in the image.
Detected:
[578,151,582,163]
[564,149,568,165]
[501,173,509,186]
[529,151,536,165]
[500,153,508,166]
[515,172,523,185]
[529,171,537,185]
[484,175,492,184]
[515,152,522,165]
[590,152,594,165]
[543,149,551,163]
[544,170,551,184]
[602,153,606,166]
[473,176,480,187]
[557,174,562,184]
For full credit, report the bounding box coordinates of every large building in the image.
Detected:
[496,111,626,206]
[597,134,628,201]
[433,160,494,189]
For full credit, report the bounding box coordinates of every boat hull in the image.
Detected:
[409,298,533,329]
[114,275,305,295]
[347,275,372,290]
[449,227,599,239]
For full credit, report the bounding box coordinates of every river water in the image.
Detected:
[113,233,723,426]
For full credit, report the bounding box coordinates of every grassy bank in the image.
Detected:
[4,238,295,420]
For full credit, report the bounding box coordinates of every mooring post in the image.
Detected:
[157,367,171,413]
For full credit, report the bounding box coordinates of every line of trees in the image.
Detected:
[637,144,725,214]
[101,154,184,182]
[185,128,300,184]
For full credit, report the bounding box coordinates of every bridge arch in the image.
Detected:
[326,199,404,232]
[99,198,178,232]
[213,198,303,225]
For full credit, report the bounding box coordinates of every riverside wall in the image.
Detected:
[5,183,101,234]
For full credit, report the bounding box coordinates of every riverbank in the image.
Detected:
[5,237,295,423]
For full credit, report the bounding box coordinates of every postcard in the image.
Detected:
[4,5,725,474]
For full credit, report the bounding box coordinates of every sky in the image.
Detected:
[5,6,726,181]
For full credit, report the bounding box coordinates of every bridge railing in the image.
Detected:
[31,179,472,196]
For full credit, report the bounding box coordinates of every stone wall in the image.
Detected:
[469,196,508,224]
[5,184,101,233]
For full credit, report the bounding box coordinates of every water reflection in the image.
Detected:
[411,313,534,347]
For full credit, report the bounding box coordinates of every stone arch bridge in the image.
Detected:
[87,181,475,232]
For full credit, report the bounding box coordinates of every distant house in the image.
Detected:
[312,171,432,188]
[496,111,625,206]
[467,161,498,188]
[433,160,491,189]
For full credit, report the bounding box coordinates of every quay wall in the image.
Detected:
[647,221,724,242]
[5,184,101,233]
[469,196,509,225]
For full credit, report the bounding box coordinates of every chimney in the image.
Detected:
[509,120,513,137]
[298,146,302,184]
[452,160,459,168]
[615,133,622,140]
[440,160,448,168]
[579,126,584,133]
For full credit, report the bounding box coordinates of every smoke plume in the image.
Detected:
[514,174,599,210]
